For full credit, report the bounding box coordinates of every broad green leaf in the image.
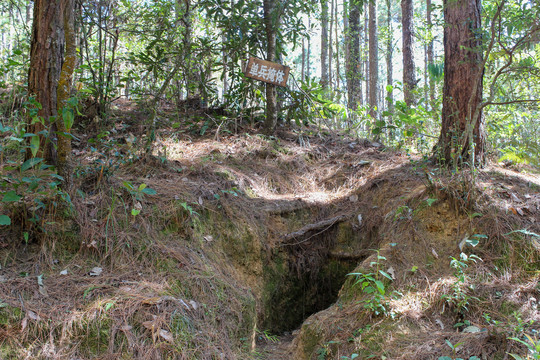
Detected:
[141,188,156,195]
[374,280,385,294]
[2,191,21,202]
[138,183,147,191]
[0,215,11,226]
[466,238,479,247]
[379,270,393,281]
[30,135,40,157]
[131,208,141,216]
[21,158,43,171]
[122,181,134,190]
[426,198,437,206]
[62,108,74,130]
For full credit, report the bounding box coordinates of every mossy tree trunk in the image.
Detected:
[56,0,76,189]
[28,0,76,188]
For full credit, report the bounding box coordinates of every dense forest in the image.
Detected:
[0,0,539,359]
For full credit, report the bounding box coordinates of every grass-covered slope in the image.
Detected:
[0,113,538,359]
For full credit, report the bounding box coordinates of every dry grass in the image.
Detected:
[1,107,539,359]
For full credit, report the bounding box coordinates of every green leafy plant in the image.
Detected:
[121,181,156,217]
[441,252,482,314]
[437,339,481,360]
[256,329,279,344]
[508,334,540,360]
[348,250,397,317]
[1,101,72,231]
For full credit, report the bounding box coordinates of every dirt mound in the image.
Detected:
[0,124,538,359]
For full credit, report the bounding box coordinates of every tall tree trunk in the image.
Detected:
[27,0,65,163]
[329,0,334,88]
[263,0,278,133]
[347,0,361,111]
[424,43,428,107]
[56,0,76,188]
[386,0,394,132]
[307,17,311,79]
[402,0,416,106]
[364,1,369,104]
[26,1,32,28]
[222,32,228,99]
[344,0,349,94]
[427,0,435,107]
[334,0,340,89]
[302,38,306,82]
[368,0,378,122]
[179,0,198,99]
[437,0,484,164]
[321,0,329,88]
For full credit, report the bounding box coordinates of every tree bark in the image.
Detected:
[263,0,278,133]
[402,0,416,106]
[363,1,369,104]
[321,0,329,88]
[347,0,361,111]
[301,37,306,82]
[27,0,65,163]
[386,0,394,132]
[426,0,435,107]
[178,0,198,99]
[56,0,76,189]
[334,0,340,89]
[368,0,378,122]
[307,17,311,79]
[329,0,334,88]
[437,0,485,165]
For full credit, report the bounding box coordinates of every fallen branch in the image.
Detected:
[280,214,352,245]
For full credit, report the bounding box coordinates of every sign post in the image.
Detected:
[244,57,290,87]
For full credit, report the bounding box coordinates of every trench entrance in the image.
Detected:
[262,219,375,333]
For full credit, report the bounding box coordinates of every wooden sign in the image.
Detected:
[244,57,290,87]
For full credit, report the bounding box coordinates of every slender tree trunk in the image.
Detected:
[437,0,484,164]
[26,1,32,28]
[368,0,378,122]
[386,0,394,132]
[347,0,361,111]
[307,17,311,79]
[56,0,76,188]
[302,38,306,82]
[222,33,228,99]
[402,0,416,106]
[427,0,435,107]
[424,43,428,107]
[364,2,369,104]
[97,0,105,115]
[344,0,349,94]
[321,0,329,88]
[334,0,340,89]
[180,0,198,99]
[329,0,334,88]
[263,0,278,133]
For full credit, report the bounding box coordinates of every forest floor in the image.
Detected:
[0,104,539,359]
